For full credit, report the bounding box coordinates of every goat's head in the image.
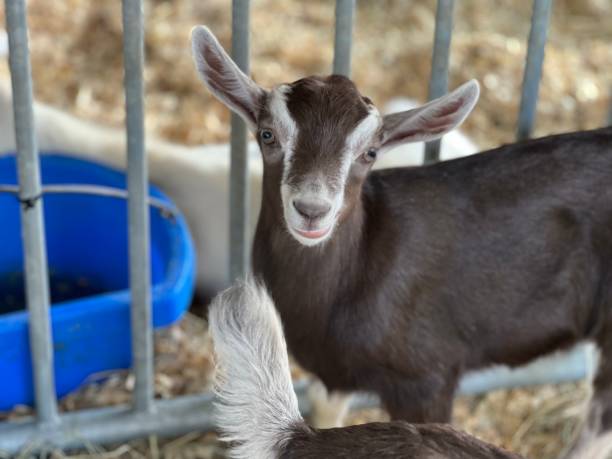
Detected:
[191,26,480,247]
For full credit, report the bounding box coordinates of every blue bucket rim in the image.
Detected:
[0,151,196,325]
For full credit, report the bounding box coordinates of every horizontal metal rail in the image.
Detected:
[0,394,215,454]
[0,184,179,217]
[0,344,594,453]
[346,344,595,411]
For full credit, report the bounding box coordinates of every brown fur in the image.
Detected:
[280,422,522,459]
[190,27,612,453]
[284,76,370,189]
[253,123,612,426]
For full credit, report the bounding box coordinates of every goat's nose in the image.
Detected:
[292,199,331,220]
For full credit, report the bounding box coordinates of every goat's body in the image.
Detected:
[254,127,612,421]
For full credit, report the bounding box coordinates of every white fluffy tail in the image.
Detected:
[208,276,304,459]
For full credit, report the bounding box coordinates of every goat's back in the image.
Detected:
[280,422,522,459]
[361,127,612,369]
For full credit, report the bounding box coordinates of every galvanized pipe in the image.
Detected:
[0,393,216,453]
[4,0,59,426]
[608,87,612,126]
[349,343,595,408]
[333,0,355,77]
[424,0,455,165]
[516,0,553,140]
[121,0,154,414]
[458,342,595,395]
[0,344,594,452]
[229,0,251,281]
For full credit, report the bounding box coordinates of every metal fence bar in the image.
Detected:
[608,87,612,126]
[4,0,59,426]
[333,0,355,76]
[229,0,251,281]
[122,0,154,414]
[516,0,553,140]
[0,343,594,452]
[349,344,594,409]
[0,393,216,453]
[424,0,455,165]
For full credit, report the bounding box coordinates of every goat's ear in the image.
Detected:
[380,80,479,152]
[191,26,266,130]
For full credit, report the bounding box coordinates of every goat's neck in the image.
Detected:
[253,186,366,325]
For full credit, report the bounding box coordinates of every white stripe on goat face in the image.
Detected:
[267,85,298,185]
[278,101,381,248]
[341,106,381,178]
[330,107,381,223]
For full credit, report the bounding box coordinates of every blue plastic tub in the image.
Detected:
[0,153,195,410]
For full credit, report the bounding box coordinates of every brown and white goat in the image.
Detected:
[191,26,612,457]
[208,278,522,459]
[0,82,477,296]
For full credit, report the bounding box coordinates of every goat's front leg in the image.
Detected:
[307,379,353,429]
[380,372,458,423]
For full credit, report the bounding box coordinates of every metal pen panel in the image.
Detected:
[229,0,251,281]
[0,394,216,453]
[333,0,355,77]
[516,0,553,140]
[122,0,154,414]
[424,0,455,165]
[0,343,593,452]
[4,0,59,425]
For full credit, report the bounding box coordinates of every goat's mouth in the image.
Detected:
[280,185,337,246]
[294,226,331,239]
[288,223,333,246]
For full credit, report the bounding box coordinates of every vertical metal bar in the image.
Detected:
[333,0,355,76]
[5,0,59,425]
[424,0,455,165]
[122,0,154,413]
[229,0,251,281]
[607,87,612,126]
[516,0,553,140]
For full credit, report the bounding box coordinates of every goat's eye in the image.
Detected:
[260,129,276,145]
[363,148,378,162]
